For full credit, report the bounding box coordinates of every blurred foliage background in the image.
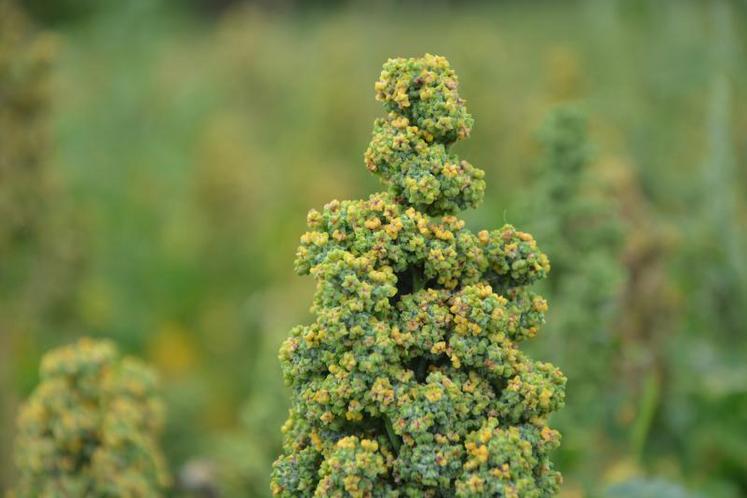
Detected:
[1,0,746,497]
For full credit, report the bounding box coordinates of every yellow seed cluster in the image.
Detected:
[364,54,485,216]
[11,338,169,498]
[272,55,565,497]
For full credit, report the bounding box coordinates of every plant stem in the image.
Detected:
[416,357,427,382]
[412,267,425,293]
[384,416,401,454]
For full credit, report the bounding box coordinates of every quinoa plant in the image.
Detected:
[522,107,624,489]
[532,108,624,393]
[0,0,84,488]
[10,338,170,498]
[0,0,53,255]
[271,54,566,497]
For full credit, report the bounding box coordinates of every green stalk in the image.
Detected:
[412,267,426,293]
[630,368,660,463]
[384,416,401,454]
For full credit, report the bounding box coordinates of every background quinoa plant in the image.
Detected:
[10,338,169,498]
[521,107,625,491]
[0,0,85,487]
[271,54,566,497]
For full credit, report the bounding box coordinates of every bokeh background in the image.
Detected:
[1,0,746,497]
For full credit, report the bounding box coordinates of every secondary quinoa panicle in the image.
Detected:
[11,338,170,498]
[271,54,566,498]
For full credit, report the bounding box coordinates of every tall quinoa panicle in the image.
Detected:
[11,338,170,498]
[272,54,566,497]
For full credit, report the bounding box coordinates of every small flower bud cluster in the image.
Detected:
[365,54,485,216]
[272,55,566,497]
[11,338,169,498]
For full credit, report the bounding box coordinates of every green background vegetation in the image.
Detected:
[2,0,746,497]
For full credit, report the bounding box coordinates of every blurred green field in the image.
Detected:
[2,0,746,497]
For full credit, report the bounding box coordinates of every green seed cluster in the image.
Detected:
[365,54,485,216]
[272,55,566,497]
[10,338,169,498]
